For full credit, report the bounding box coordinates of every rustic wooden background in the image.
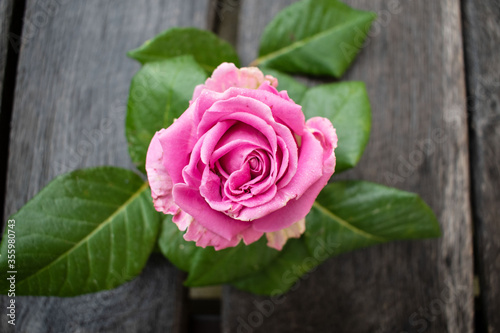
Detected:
[0,0,498,332]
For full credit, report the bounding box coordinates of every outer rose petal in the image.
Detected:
[266,218,306,250]
[183,214,264,250]
[306,117,339,162]
[157,101,198,185]
[195,88,305,136]
[172,209,193,231]
[184,220,241,250]
[173,184,253,240]
[171,204,263,251]
[192,63,277,101]
[146,131,178,215]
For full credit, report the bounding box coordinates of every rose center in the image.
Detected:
[249,157,259,171]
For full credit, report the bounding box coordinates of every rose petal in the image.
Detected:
[184,219,241,250]
[266,218,306,250]
[225,163,252,196]
[146,131,178,214]
[194,88,304,135]
[172,209,193,231]
[277,130,325,198]
[214,122,272,173]
[215,143,265,176]
[202,111,279,165]
[279,90,293,102]
[241,226,265,245]
[244,150,274,191]
[157,101,198,185]
[197,99,299,190]
[182,136,206,189]
[257,84,305,135]
[249,168,328,232]
[198,95,275,137]
[192,63,278,101]
[306,117,338,162]
[238,184,277,209]
[236,129,324,222]
[199,167,232,212]
[250,125,337,232]
[173,184,252,240]
[257,81,280,96]
[274,126,297,188]
[199,120,236,165]
[183,218,264,250]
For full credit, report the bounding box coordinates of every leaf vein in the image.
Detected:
[311,201,386,242]
[16,182,149,289]
[256,13,373,65]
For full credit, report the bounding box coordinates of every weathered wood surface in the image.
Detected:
[2,254,186,332]
[223,0,474,332]
[463,1,500,332]
[0,0,211,332]
[0,0,13,112]
[3,0,499,332]
[0,0,14,228]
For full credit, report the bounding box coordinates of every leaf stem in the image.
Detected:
[249,58,260,67]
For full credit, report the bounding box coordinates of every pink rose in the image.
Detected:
[146,63,337,250]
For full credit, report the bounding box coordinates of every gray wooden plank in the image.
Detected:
[0,0,211,331]
[0,0,13,112]
[4,254,186,332]
[463,1,500,332]
[223,0,474,332]
[0,0,14,228]
[212,0,241,47]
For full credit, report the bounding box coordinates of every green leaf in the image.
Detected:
[301,81,371,173]
[0,167,160,296]
[127,27,240,72]
[229,238,314,295]
[259,67,308,103]
[160,181,439,296]
[231,181,440,295]
[157,215,199,273]
[304,181,441,256]
[126,56,207,174]
[158,215,280,286]
[254,0,376,77]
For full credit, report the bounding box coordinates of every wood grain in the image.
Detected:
[463,1,500,332]
[0,0,13,111]
[1,254,186,332]
[0,0,14,229]
[223,1,474,332]
[1,0,211,331]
